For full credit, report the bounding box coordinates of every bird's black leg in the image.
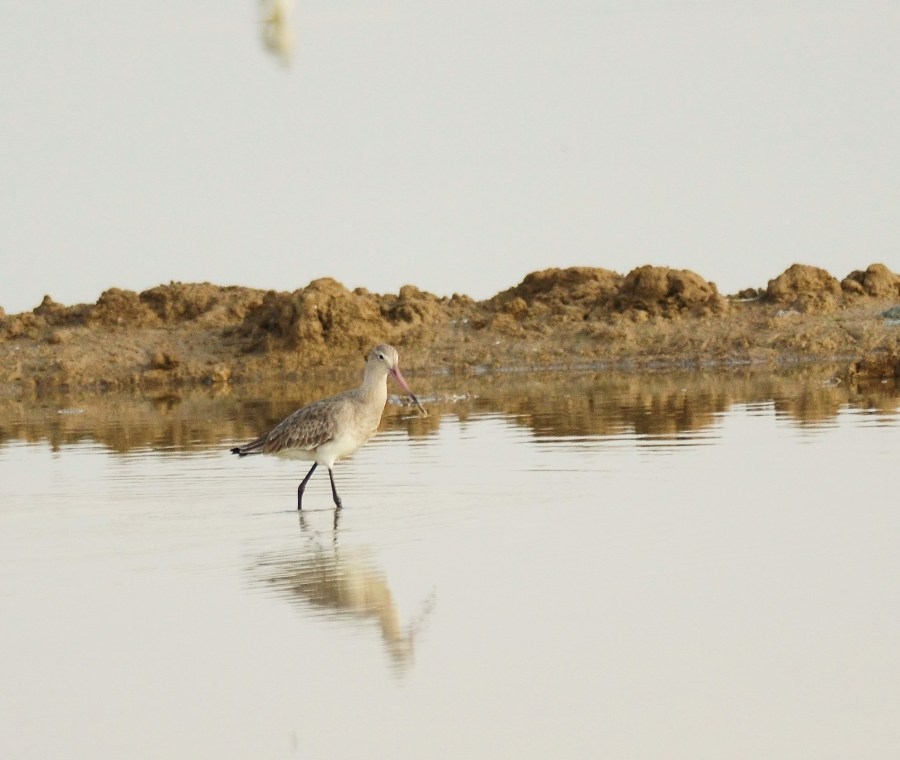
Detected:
[297,463,318,510]
[328,468,343,509]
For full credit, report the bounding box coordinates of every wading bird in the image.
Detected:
[231,344,426,509]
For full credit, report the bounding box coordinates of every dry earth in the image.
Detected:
[2,263,900,394]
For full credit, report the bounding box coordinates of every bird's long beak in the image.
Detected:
[390,367,428,416]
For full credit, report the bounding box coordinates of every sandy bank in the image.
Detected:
[2,263,900,393]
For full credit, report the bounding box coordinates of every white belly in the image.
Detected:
[316,428,376,467]
[273,427,377,468]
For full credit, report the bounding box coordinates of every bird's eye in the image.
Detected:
[377,353,385,361]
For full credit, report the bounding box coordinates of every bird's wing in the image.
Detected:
[258,398,339,454]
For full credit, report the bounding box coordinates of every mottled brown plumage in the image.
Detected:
[231,344,425,509]
[237,398,339,456]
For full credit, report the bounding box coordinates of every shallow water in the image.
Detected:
[2,368,900,758]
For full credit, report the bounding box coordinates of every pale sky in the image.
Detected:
[2,1,899,313]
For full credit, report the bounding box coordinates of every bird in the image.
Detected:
[231,344,427,510]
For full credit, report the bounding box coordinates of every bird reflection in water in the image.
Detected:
[255,512,435,673]
[259,0,296,67]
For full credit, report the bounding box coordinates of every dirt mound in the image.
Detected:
[234,279,450,359]
[234,278,391,359]
[30,296,91,327]
[140,282,264,328]
[87,288,160,327]
[379,284,447,326]
[2,285,261,333]
[765,264,843,313]
[761,262,898,312]
[139,282,221,324]
[484,264,726,328]
[614,266,727,317]
[32,295,70,323]
[2,312,44,339]
[481,265,726,335]
[6,264,900,392]
[841,263,900,299]
[494,267,623,305]
[487,267,624,322]
[83,283,265,329]
[1,295,88,337]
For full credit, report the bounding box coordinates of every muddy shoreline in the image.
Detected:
[2,262,900,395]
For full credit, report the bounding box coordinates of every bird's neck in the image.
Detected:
[360,368,389,405]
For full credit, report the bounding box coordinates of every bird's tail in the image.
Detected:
[231,435,268,457]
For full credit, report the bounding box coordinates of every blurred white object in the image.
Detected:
[260,0,296,67]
